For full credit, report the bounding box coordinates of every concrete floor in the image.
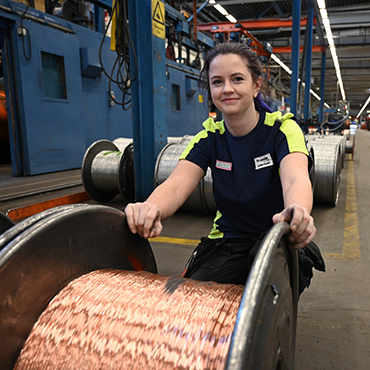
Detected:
[1,129,370,369]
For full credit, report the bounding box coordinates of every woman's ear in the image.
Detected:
[254,76,262,98]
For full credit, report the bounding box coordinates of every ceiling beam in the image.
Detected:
[197,17,316,31]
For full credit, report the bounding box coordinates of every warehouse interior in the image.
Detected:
[1,1,370,369]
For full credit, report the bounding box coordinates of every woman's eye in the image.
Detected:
[234,76,244,82]
[212,79,222,85]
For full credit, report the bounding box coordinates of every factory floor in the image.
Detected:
[1,129,370,369]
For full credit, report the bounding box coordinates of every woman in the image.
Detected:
[125,42,318,286]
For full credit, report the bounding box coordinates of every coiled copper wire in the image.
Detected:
[15,270,244,370]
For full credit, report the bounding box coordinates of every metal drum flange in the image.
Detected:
[0,204,90,252]
[226,222,298,370]
[118,142,135,202]
[0,204,157,370]
[81,139,121,202]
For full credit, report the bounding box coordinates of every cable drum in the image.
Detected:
[345,135,355,159]
[82,139,135,203]
[154,135,216,215]
[321,135,346,169]
[310,140,342,206]
[0,203,297,370]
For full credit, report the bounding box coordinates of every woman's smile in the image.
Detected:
[221,97,239,103]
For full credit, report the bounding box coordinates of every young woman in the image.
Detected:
[125,42,318,286]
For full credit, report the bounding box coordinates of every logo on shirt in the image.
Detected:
[254,153,273,170]
[216,159,232,171]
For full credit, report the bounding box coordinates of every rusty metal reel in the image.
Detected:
[226,222,298,370]
[0,204,157,370]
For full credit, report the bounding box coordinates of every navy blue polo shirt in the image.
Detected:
[179,110,310,238]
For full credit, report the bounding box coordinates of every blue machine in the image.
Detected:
[0,0,210,180]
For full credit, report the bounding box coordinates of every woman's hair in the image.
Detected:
[200,42,272,113]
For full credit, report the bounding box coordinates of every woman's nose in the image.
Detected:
[222,80,234,93]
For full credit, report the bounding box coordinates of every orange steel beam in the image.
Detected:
[6,191,91,221]
[197,17,316,31]
[273,45,326,54]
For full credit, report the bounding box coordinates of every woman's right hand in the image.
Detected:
[124,202,163,239]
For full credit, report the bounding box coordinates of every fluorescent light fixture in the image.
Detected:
[271,54,292,74]
[317,0,326,9]
[310,89,321,101]
[226,14,237,23]
[356,95,370,118]
[320,8,328,20]
[317,0,346,101]
[271,54,330,107]
[212,1,237,22]
[214,4,228,16]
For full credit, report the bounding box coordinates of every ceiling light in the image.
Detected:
[212,2,237,23]
[356,95,370,118]
[317,0,326,9]
[317,0,346,101]
[214,4,228,16]
[226,14,237,23]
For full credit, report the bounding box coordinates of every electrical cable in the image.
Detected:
[19,6,32,61]
[320,112,348,133]
[99,0,138,110]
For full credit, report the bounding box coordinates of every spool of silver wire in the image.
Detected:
[310,139,341,206]
[82,139,135,202]
[154,135,217,215]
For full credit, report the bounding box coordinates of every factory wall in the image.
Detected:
[0,2,208,176]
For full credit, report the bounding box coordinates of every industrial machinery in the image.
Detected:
[0,204,298,369]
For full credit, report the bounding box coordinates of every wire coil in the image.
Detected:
[155,136,216,215]
[15,270,243,370]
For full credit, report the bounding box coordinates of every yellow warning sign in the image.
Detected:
[152,0,165,39]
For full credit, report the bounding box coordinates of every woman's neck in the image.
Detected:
[224,109,260,137]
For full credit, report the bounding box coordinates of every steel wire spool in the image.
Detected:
[345,135,355,159]
[320,135,346,169]
[157,136,216,215]
[155,135,217,215]
[82,139,135,202]
[310,140,342,206]
[0,204,297,370]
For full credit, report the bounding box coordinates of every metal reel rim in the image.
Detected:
[225,222,297,370]
[81,139,120,202]
[0,204,90,252]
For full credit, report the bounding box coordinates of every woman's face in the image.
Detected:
[209,53,261,119]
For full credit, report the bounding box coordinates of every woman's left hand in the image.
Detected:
[272,205,316,250]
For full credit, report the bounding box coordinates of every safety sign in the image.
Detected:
[152,0,165,39]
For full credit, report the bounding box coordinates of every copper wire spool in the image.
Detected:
[0,205,298,370]
[15,269,244,370]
